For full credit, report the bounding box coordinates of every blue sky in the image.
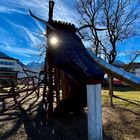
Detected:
[0,0,140,64]
[0,0,79,64]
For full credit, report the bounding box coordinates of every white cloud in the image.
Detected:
[117,50,140,58]
[1,0,79,24]
[0,6,26,14]
[0,0,80,63]
[1,42,39,57]
[1,17,44,47]
[53,0,79,24]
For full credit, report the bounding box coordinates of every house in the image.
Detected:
[0,51,18,79]
[113,62,140,86]
[135,68,140,77]
[0,51,39,79]
[125,62,140,77]
[16,61,39,78]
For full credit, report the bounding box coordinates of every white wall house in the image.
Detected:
[135,68,140,77]
[128,62,140,78]
[0,52,18,79]
[16,61,39,78]
[0,51,39,79]
[0,58,17,71]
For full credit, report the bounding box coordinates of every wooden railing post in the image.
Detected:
[10,80,18,105]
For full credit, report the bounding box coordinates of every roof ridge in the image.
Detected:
[0,51,17,60]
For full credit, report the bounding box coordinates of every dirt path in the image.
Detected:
[103,106,140,140]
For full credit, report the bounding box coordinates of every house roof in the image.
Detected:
[0,51,17,60]
[125,62,140,70]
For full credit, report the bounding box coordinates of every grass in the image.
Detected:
[102,87,140,140]
[102,87,140,110]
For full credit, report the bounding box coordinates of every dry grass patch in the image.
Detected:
[102,87,140,140]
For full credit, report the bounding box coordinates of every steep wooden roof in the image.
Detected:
[47,21,104,84]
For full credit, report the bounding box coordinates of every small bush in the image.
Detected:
[0,79,10,88]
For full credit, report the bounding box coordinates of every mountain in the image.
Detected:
[113,60,125,68]
[26,61,44,72]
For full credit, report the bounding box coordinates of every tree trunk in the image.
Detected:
[108,75,114,107]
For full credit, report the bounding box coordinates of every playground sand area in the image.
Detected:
[0,90,140,140]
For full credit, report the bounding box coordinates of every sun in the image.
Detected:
[49,36,59,47]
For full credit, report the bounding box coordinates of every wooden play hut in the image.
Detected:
[30,1,104,139]
[46,19,104,115]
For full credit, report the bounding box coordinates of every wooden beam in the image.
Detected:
[60,71,70,101]
[54,68,60,106]
[47,64,54,115]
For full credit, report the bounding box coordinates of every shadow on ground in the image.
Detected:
[0,101,113,140]
[0,102,88,140]
[0,87,115,140]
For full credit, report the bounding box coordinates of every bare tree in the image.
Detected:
[123,50,140,71]
[77,0,105,56]
[77,0,140,106]
[36,43,47,59]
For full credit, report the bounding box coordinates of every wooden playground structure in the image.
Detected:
[1,1,140,140]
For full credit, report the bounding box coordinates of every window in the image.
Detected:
[0,61,15,66]
[0,71,17,77]
[0,67,15,71]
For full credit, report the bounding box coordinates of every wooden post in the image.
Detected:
[108,75,113,107]
[48,65,54,115]
[87,84,102,140]
[10,80,18,105]
[54,68,60,106]
[49,0,55,21]
[60,71,70,101]
[42,57,48,108]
